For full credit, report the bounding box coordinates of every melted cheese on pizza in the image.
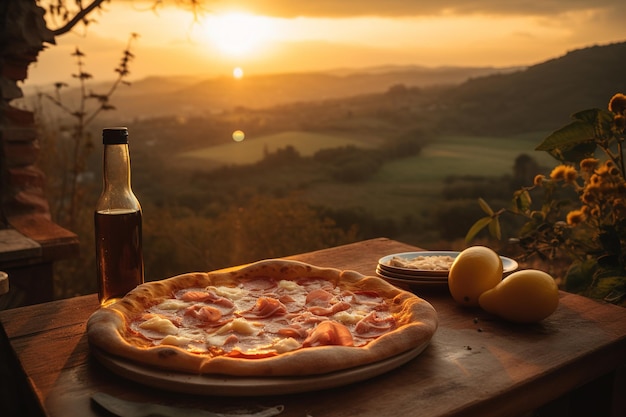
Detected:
[129,276,396,357]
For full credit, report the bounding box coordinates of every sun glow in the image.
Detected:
[199,12,276,56]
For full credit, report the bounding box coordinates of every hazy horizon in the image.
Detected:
[27,0,626,87]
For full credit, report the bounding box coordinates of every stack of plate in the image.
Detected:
[377,251,456,287]
[376,251,518,288]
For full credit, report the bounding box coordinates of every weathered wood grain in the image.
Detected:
[1,238,625,417]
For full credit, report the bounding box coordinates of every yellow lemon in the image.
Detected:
[448,246,503,307]
[478,269,559,323]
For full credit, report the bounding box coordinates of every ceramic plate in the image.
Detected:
[375,266,447,282]
[376,267,449,287]
[378,251,458,276]
[378,251,518,277]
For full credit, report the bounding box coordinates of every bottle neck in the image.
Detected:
[97,143,141,212]
[103,144,132,190]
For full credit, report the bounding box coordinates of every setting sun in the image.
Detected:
[233,67,244,78]
[199,12,276,56]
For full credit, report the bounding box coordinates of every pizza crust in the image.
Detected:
[87,259,438,376]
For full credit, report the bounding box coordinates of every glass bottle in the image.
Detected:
[95,127,144,306]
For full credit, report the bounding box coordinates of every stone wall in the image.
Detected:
[1,0,55,221]
[0,0,79,307]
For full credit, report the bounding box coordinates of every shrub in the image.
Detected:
[467,93,626,306]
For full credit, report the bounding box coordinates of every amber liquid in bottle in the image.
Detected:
[96,127,144,306]
[95,209,143,305]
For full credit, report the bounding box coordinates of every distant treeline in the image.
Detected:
[200,127,428,184]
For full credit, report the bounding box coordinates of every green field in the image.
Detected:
[176,130,379,168]
[302,132,554,214]
[175,130,554,177]
[173,129,557,245]
[376,133,555,183]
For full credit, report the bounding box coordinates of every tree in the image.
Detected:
[0,0,207,223]
[37,35,138,227]
[41,0,206,36]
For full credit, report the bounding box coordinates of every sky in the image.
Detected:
[26,0,626,87]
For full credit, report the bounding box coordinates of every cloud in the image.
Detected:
[211,0,626,18]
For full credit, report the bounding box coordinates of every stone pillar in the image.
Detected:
[0,0,79,308]
[1,0,55,220]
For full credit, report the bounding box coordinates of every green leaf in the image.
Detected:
[518,220,539,238]
[478,197,494,216]
[587,276,626,305]
[564,258,626,305]
[564,260,595,293]
[488,216,502,240]
[536,120,596,152]
[465,217,492,243]
[512,189,532,213]
[546,141,597,164]
[536,108,616,164]
[572,108,615,134]
[571,108,604,124]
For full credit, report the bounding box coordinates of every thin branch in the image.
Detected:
[51,0,108,36]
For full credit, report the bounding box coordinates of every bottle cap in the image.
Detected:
[103,127,129,144]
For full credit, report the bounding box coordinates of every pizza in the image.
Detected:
[87,259,438,377]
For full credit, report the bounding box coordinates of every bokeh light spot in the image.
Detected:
[232,130,245,142]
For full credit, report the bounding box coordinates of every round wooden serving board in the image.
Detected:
[92,342,430,396]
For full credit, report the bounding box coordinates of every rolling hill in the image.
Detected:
[26,65,516,121]
[438,40,626,134]
[27,40,626,135]
[28,40,626,161]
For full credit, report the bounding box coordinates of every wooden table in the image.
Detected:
[1,238,626,417]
